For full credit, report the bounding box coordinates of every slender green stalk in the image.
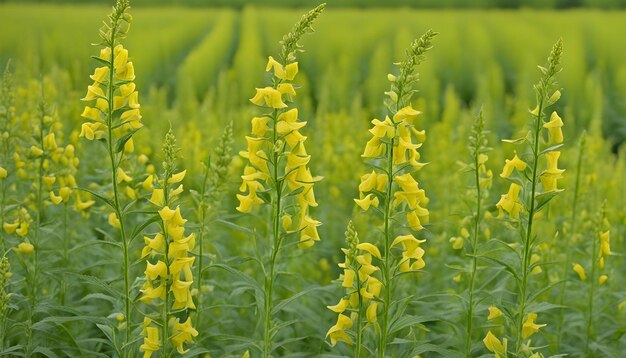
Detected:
[379,134,395,358]
[160,166,172,358]
[584,226,597,357]
[465,117,485,358]
[515,95,544,354]
[556,132,585,349]
[60,202,68,305]
[104,37,132,354]
[264,108,282,358]
[354,267,364,358]
[195,160,210,329]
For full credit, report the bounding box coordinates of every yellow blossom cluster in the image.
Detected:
[237,56,321,249]
[139,169,198,356]
[80,43,141,143]
[326,242,382,346]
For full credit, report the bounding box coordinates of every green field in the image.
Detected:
[0,3,625,357]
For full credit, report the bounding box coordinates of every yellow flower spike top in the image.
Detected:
[521,312,546,339]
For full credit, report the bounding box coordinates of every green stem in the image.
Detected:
[354,263,364,358]
[516,97,544,354]
[161,173,172,358]
[195,163,210,330]
[264,108,282,358]
[465,143,483,357]
[60,202,68,305]
[105,37,131,356]
[584,228,598,356]
[379,136,395,358]
[556,134,584,350]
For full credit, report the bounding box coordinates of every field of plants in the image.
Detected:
[0,1,625,357]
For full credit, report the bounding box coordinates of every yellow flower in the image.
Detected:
[298,215,321,249]
[543,111,564,144]
[599,230,610,258]
[540,151,564,192]
[0,166,7,179]
[521,312,546,339]
[139,326,160,358]
[170,317,199,354]
[327,298,350,313]
[391,234,426,272]
[599,275,608,285]
[356,242,382,259]
[573,263,586,281]
[171,278,195,310]
[487,306,503,320]
[250,87,287,109]
[50,191,63,205]
[144,260,168,280]
[496,183,523,219]
[251,116,270,137]
[142,233,165,257]
[354,194,379,211]
[369,116,395,139]
[83,85,105,101]
[149,188,164,206]
[326,314,353,346]
[500,153,527,178]
[90,66,109,84]
[449,236,464,250]
[393,106,421,124]
[108,212,121,229]
[358,170,387,194]
[366,301,378,323]
[341,269,355,288]
[483,331,504,354]
[168,170,186,184]
[15,242,34,255]
[265,56,298,81]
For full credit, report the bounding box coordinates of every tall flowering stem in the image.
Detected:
[353,30,436,357]
[487,39,564,356]
[326,221,382,356]
[463,111,492,357]
[0,63,15,253]
[235,4,325,357]
[139,130,198,357]
[79,0,141,353]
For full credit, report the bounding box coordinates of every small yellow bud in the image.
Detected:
[0,166,7,179]
[599,275,608,285]
[30,146,44,156]
[15,242,34,255]
[43,175,56,188]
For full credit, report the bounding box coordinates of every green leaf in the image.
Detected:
[76,187,115,209]
[271,286,325,315]
[115,127,141,154]
[477,255,520,282]
[535,189,564,212]
[31,347,59,358]
[540,143,564,155]
[210,264,263,297]
[90,55,111,66]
